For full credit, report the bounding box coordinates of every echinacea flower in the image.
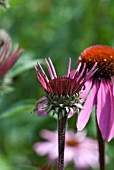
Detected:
[34,58,97,170]
[34,130,99,169]
[34,58,97,118]
[0,39,23,78]
[76,45,114,142]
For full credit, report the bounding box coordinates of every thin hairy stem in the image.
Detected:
[96,110,105,170]
[58,113,67,170]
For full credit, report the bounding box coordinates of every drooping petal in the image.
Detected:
[77,80,98,131]
[97,80,114,141]
[34,96,48,116]
[112,76,114,96]
[80,79,92,99]
[106,81,114,141]
[97,79,112,141]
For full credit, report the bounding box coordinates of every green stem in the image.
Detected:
[58,113,67,170]
[96,119,105,170]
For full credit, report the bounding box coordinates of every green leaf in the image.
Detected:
[12,165,37,170]
[0,155,12,170]
[68,114,77,132]
[0,99,35,120]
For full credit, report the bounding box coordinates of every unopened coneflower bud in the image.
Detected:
[34,58,97,118]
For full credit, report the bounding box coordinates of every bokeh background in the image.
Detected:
[0,0,114,169]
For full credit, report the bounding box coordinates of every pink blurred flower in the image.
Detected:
[34,58,97,118]
[76,45,114,142]
[0,39,23,78]
[34,130,99,169]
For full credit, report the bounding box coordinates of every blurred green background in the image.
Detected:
[0,0,114,169]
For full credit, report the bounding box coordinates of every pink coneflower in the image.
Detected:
[34,58,97,118]
[34,130,99,169]
[0,39,23,78]
[34,58,97,170]
[76,45,114,142]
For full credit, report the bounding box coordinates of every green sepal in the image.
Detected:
[46,104,52,113]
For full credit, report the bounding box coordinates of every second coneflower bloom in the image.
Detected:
[34,58,97,170]
[34,58,97,118]
[76,45,114,142]
[0,39,23,78]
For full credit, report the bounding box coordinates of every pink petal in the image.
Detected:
[68,111,74,118]
[77,81,98,131]
[74,148,98,169]
[96,79,113,141]
[37,61,49,82]
[112,76,114,96]
[34,96,48,116]
[45,58,57,79]
[34,142,54,155]
[4,47,23,71]
[69,70,77,79]
[36,71,47,90]
[74,130,87,142]
[64,148,74,164]
[80,79,92,99]
[76,63,86,83]
[68,106,77,118]
[41,130,57,141]
[103,80,114,141]
[97,80,114,142]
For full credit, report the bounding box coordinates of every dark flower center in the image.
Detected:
[49,77,68,95]
[44,77,82,117]
[66,139,79,147]
[79,45,114,79]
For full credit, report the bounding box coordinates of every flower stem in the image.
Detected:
[96,120,105,170]
[58,113,67,170]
